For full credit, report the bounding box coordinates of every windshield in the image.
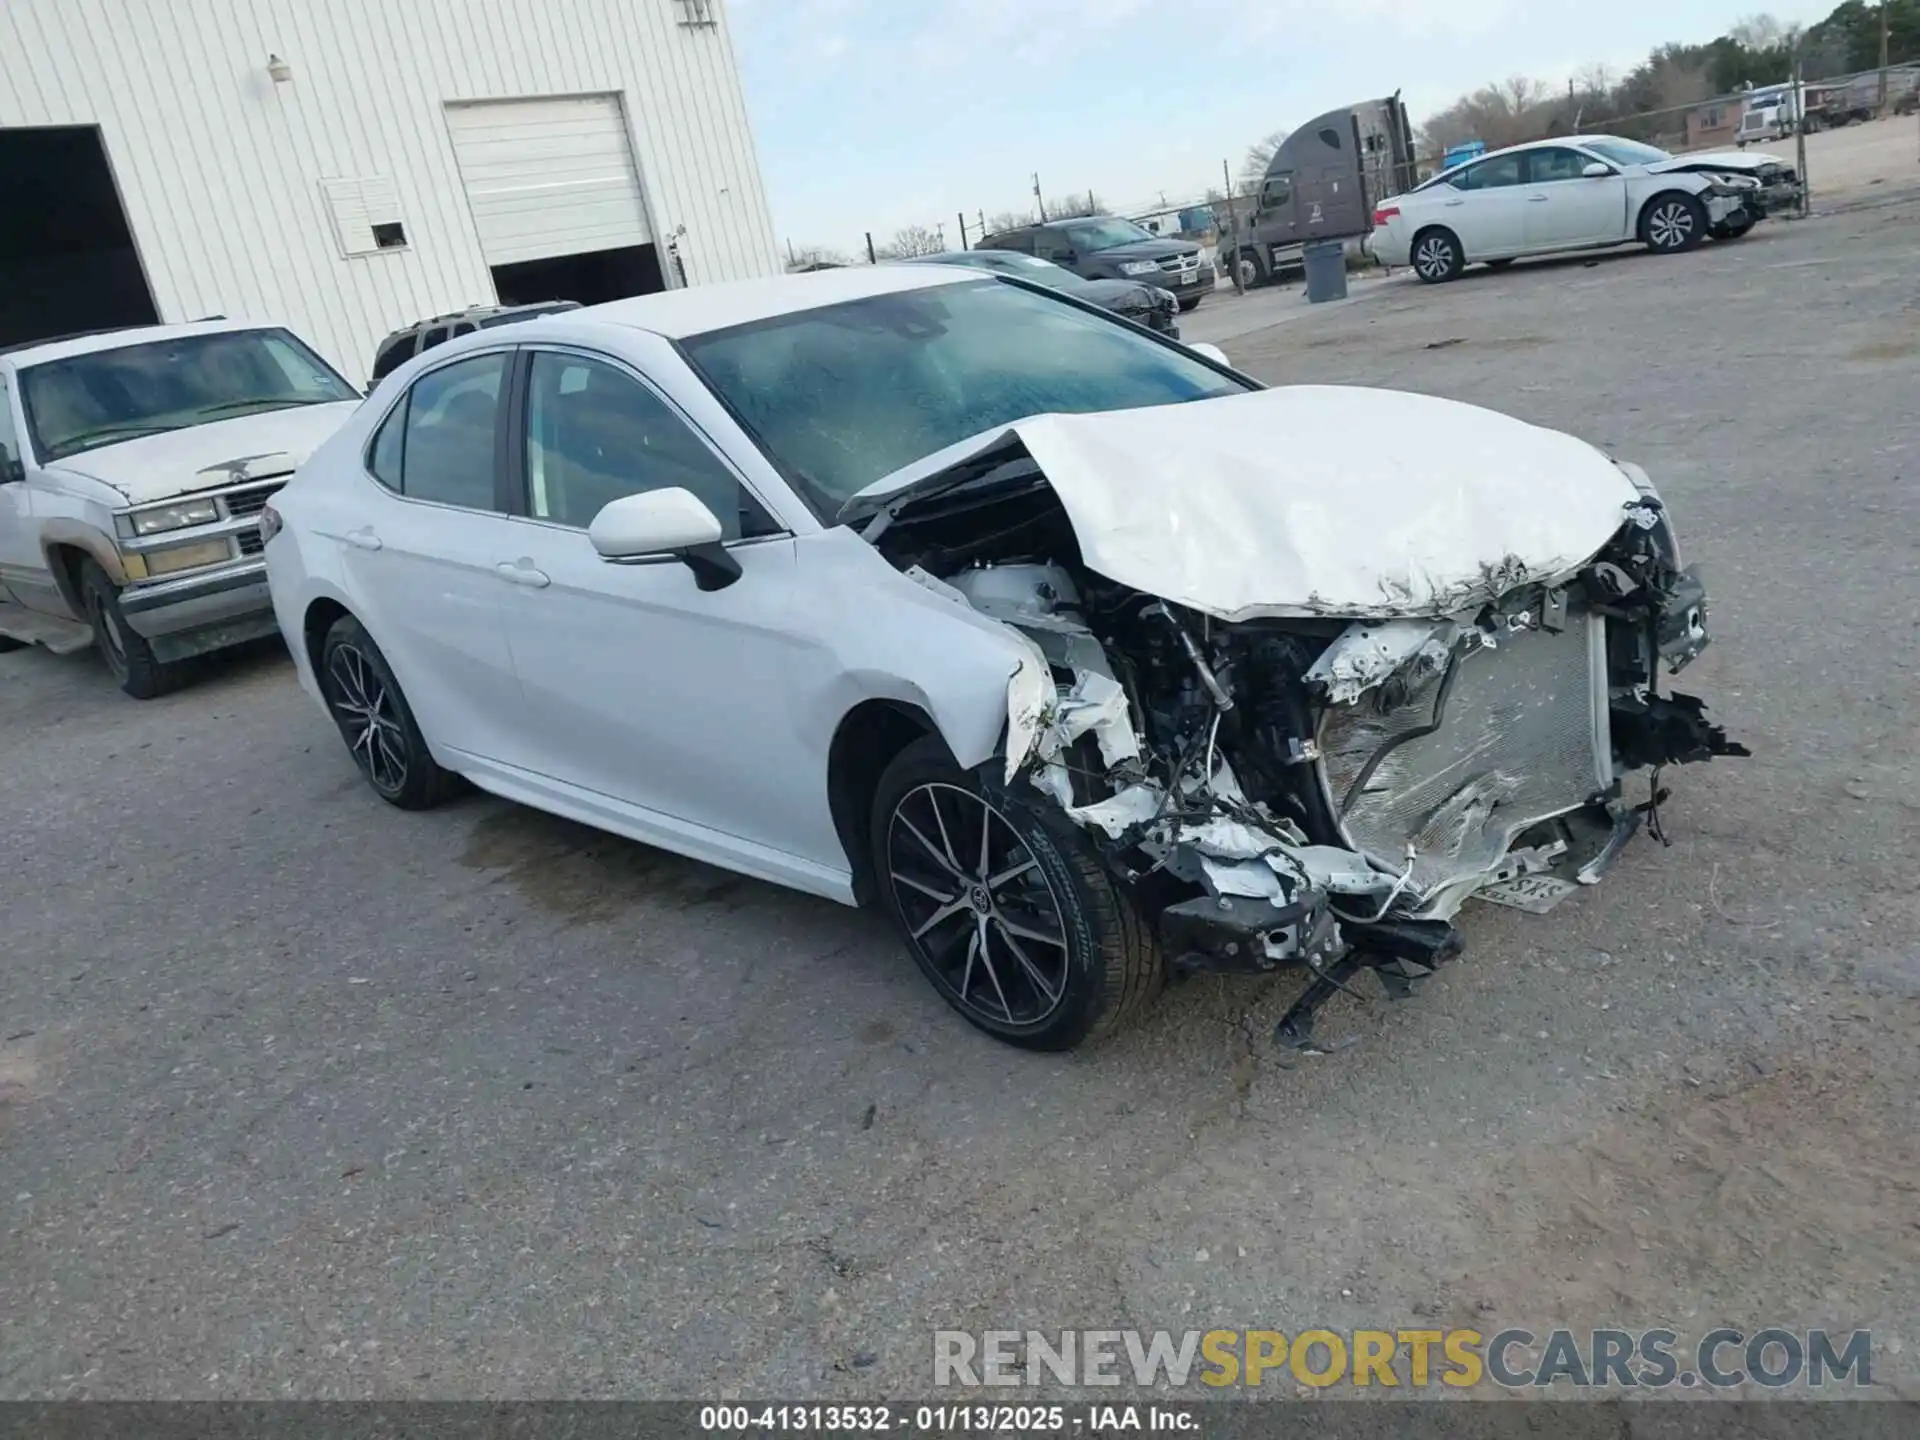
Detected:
[20,329,357,462]
[1582,137,1671,168]
[681,280,1245,519]
[1063,217,1156,252]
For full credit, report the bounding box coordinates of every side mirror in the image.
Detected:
[1581,162,1613,178]
[589,487,741,591]
[1188,342,1230,367]
[0,455,22,485]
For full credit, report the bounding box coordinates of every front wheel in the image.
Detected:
[870,736,1160,1050]
[318,615,460,809]
[1178,295,1203,313]
[1641,193,1706,254]
[1411,228,1464,283]
[79,559,184,699]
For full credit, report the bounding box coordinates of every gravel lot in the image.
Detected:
[4,201,1917,1401]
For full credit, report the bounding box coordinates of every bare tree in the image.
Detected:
[984,210,1031,235]
[1044,191,1104,219]
[1730,12,1786,50]
[874,224,944,259]
[1238,128,1289,191]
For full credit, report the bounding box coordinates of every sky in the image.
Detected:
[727,0,1838,255]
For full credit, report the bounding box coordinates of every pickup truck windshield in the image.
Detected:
[20,329,357,463]
[681,279,1246,520]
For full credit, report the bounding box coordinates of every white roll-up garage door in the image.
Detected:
[446,96,653,266]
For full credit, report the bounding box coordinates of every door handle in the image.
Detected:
[1443,198,1464,207]
[344,528,382,551]
[495,560,550,589]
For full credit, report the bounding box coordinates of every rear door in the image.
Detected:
[1447,152,1530,257]
[336,349,527,763]
[1522,146,1628,247]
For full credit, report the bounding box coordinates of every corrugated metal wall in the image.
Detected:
[0,0,781,382]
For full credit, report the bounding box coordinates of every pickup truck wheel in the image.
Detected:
[1641,193,1706,253]
[870,736,1160,1051]
[1411,227,1465,283]
[318,615,460,810]
[79,559,184,699]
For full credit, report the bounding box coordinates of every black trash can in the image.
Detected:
[1302,239,1348,303]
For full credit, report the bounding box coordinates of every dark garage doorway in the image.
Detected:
[490,242,666,309]
[0,126,159,349]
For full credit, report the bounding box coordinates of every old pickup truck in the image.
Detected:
[0,321,360,697]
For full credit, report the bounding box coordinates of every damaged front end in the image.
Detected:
[863,435,1745,1047]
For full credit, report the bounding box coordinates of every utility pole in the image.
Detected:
[1879,0,1891,112]
[1032,172,1046,222]
[935,221,945,250]
[1793,42,1811,217]
[956,212,967,249]
[865,231,877,264]
[1223,157,1244,295]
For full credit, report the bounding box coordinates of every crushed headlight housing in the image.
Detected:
[124,497,220,536]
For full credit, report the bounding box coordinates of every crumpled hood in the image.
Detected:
[45,401,360,503]
[1650,149,1782,176]
[856,386,1644,620]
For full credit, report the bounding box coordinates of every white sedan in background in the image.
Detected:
[1373,135,1760,283]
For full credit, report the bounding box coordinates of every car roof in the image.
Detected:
[3,318,279,367]
[563,265,979,339]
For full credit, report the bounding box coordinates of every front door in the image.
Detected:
[491,347,825,862]
[1522,147,1629,248]
[0,378,53,612]
[333,349,525,763]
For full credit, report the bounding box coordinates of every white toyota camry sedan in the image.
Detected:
[263,267,1743,1051]
[1372,135,1764,283]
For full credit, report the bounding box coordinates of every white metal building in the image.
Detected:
[0,0,780,381]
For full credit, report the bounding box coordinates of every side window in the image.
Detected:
[1033,230,1075,262]
[523,351,775,539]
[370,337,412,383]
[367,394,407,489]
[0,381,21,477]
[395,353,507,509]
[1458,154,1523,190]
[990,230,1035,255]
[1527,148,1594,184]
[1260,172,1293,209]
[418,324,454,354]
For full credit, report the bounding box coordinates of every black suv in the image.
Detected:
[368,301,581,384]
[977,217,1214,311]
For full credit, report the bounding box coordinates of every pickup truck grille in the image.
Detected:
[222,481,286,518]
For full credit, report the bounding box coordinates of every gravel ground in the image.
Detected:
[3,202,1916,1402]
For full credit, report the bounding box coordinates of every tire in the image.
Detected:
[1484,258,1515,270]
[317,614,461,810]
[1236,247,1266,289]
[1710,214,1755,241]
[870,735,1160,1050]
[1178,295,1202,313]
[1411,227,1464,283]
[1640,192,1706,254]
[78,558,184,699]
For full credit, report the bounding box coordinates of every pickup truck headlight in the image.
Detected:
[1119,260,1160,276]
[124,497,220,536]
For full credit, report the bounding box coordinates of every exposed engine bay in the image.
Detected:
[863,445,1747,1041]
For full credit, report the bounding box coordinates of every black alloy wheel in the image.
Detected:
[318,615,460,809]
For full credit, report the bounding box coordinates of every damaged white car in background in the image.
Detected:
[266,266,1744,1053]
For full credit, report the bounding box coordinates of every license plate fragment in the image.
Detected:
[1475,873,1579,914]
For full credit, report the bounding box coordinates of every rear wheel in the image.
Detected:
[79,558,183,699]
[1641,192,1706,253]
[870,736,1159,1050]
[318,615,460,809]
[1411,227,1464,283]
